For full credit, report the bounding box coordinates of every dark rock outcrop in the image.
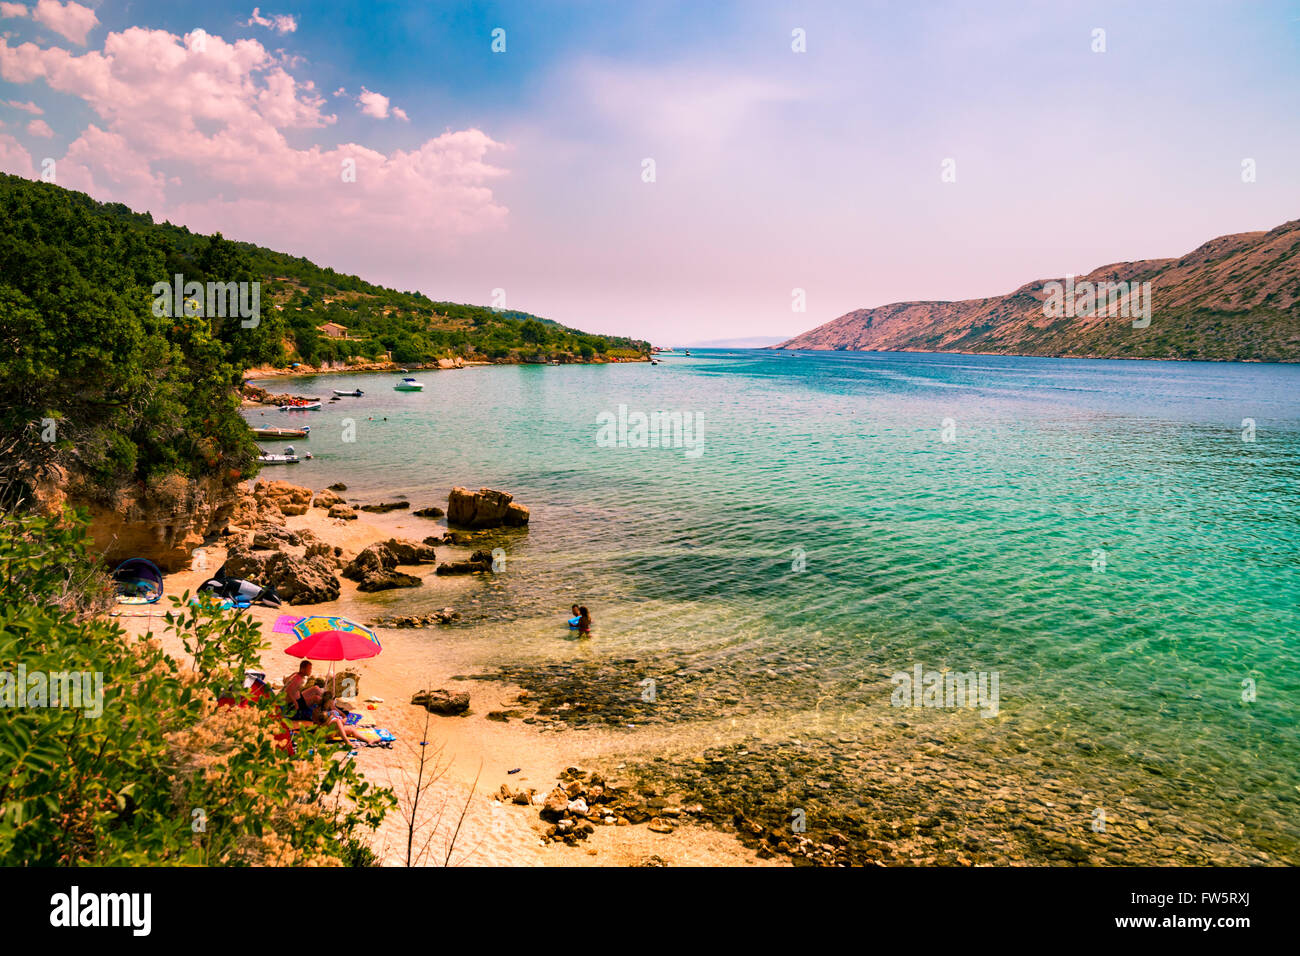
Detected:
[446,487,529,529]
[382,538,437,564]
[222,543,340,604]
[411,688,469,715]
[358,500,410,513]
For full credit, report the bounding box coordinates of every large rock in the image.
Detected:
[411,688,470,715]
[343,543,397,581]
[251,525,300,550]
[343,544,423,591]
[312,488,345,509]
[540,787,570,822]
[253,480,313,517]
[327,504,357,520]
[356,570,422,592]
[446,487,530,529]
[222,544,340,605]
[383,537,437,564]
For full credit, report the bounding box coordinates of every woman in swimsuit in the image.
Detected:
[314,692,366,744]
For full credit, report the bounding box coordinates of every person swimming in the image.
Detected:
[576,606,591,636]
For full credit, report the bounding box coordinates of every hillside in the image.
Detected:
[777,219,1300,362]
[92,199,649,368]
[0,173,646,520]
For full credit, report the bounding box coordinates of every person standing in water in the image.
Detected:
[577,606,591,636]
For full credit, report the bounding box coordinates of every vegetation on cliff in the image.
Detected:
[0,509,391,865]
[0,173,646,507]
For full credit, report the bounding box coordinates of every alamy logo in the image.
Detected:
[596,404,704,458]
[890,663,1000,717]
[1042,274,1152,328]
[151,274,261,328]
[0,665,103,717]
[49,886,151,936]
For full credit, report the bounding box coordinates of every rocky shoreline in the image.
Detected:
[216,481,531,602]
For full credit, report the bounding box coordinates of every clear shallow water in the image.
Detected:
[250,351,1300,863]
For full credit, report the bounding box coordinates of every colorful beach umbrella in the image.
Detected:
[275,614,382,661]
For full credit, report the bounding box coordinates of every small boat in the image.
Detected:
[394,377,424,391]
[251,426,309,440]
[278,400,322,411]
[332,389,364,397]
[257,446,299,464]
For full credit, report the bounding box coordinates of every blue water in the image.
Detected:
[249,350,1300,863]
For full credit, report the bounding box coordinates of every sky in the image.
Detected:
[0,0,1297,345]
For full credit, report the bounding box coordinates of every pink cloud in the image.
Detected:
[33,0,97,46]
[0,25,507,265]
[0,3,28,19]
[0,131,34,176]
[357,86,407,120]
[244,7,296,35]
[25,116,51,135]
[6,97,41,112]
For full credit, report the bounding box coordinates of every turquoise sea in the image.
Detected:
[250,350,1300,864]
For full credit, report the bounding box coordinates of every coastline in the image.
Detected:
[115,495,778,867]
[242,352,651,383]
[764,345,1294,364]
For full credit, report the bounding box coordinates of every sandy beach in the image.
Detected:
[115,499,779,867]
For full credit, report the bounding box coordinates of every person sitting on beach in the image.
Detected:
[314,692,366,744]
[577,606,591,636]
[283,660,313,719]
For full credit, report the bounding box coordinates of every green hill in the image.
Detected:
[0,174,647,506]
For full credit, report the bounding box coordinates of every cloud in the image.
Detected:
[245,7,296,35]
[357,86,407,120]
[25,116,50,135]
[6,97,41,112]
[0,3,28,19]
[0,131,34,176]
[0,24,507,264]
[32,0,97,45]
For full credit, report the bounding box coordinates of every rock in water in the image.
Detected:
[413,506,445,518]
[382,537,438,564]
[356,570,422,592]
[411,688,470,715]
[343,543,397,580]
[446,487,530,528]
[358,501,410,513]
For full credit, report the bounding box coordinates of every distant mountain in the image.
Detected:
[776,219,1300,362]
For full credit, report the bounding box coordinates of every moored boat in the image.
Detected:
[278,400,322,411]
[394,377,424,391]
[257,447,299,464]
[251,425,310,440]
[332,389,364,397]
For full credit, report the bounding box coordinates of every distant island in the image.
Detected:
[775,218,1300,362]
